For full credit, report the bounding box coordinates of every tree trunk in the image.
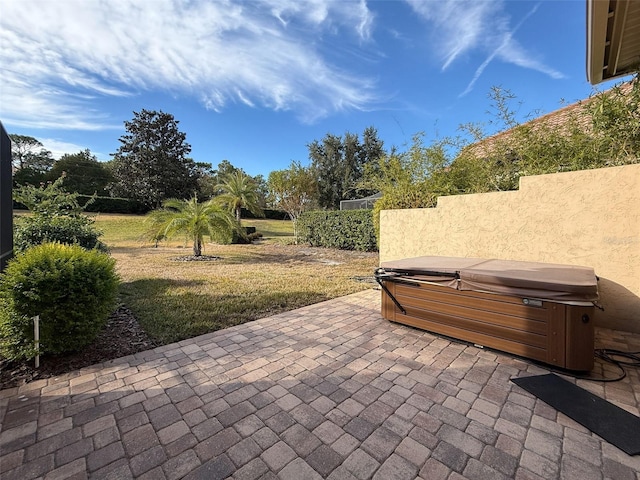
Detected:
[235,206,242,223]
[292,218,298,244]
[193,238,202,256]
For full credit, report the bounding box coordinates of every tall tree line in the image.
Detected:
[308,126,385,210]
[10,110,271,214]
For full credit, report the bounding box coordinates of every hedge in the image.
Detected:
[241,208,289,220]
[14,196,149,214]
[78,196,150,214]
[296,210,377,252]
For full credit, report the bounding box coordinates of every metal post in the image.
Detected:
[34,315,40,369]
[0,122,13,272]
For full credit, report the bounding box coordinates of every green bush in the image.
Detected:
[13,175,108,253]
[0,243,120,358]
[296,210,377,252]
[0,308,38,361]
[14,214,107,253]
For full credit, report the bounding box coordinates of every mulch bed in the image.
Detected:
[0,305,157,390]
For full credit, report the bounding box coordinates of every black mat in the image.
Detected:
[511,374,640,455]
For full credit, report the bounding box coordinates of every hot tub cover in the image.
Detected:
[380,256,599,303]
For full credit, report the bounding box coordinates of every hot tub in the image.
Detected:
[376,256,599,371]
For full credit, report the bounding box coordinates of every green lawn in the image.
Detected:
[97,214,377,345]
[95,213,295,246]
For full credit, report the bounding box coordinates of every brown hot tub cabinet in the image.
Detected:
[376,257,598,371]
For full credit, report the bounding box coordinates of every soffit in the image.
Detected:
[587,0,640,84]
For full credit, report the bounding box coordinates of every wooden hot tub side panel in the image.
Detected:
[382,282,551,363]
[564,304,595,371]
[397,286,549,336]
[380,281,594,370]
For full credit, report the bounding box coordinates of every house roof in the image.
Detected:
[587,0,640,84]
[463,82,631,159]
[462,98,589,159]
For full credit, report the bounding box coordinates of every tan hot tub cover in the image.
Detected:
[380,256,599,304]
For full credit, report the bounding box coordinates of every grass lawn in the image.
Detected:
[94,213,296,246]
[98,214,378,345]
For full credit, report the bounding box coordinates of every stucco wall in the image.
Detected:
[380,164,640,333]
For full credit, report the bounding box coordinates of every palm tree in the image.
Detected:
[215,171,264,223]
[146,196,236,256]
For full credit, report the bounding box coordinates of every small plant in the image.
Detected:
[13,176,106,252]
[0,243,119,359]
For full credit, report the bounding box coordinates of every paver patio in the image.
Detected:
[0,289,639,479]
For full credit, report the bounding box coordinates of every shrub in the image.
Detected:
[14,215,107,253]
[0,243,119,358]
[0,308,38,361]
[228,227,262,244]
[296,210,377,252]
[13,176,108,253]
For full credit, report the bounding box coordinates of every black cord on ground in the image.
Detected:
[597,348,640,367]
[566,349,640,382]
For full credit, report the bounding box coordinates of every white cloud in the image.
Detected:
[0,0,377,129]
[404,0,564,94]
[38,138,98,160]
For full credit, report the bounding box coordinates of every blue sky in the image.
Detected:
[0,0,626,178]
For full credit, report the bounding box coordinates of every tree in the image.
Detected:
[145,196,237,256]
[215,171,264,223]
[9,135,53,171]
[308,133,347,210]
[206,160,267,206]
[12,176,106,252]
[9,134,54,186]
[267,161,317,240]
[194,162,217,199]
[13,175,86,216]
[358,126,386,196]
[108,110,199,207]
[251,174,269,210]
[214,159,241,180]
[308,127,385,209]
[47,149,113,195]
[360,133,452,238]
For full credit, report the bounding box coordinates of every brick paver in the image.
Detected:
[1,290,639,479]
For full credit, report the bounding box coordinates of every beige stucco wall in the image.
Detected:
[380,164,640,333]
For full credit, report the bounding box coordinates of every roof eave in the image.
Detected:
[587,0,639,85]
[587,0,609,84]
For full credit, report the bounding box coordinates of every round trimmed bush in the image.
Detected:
[0,243,119,358]
[14,215,107,253]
